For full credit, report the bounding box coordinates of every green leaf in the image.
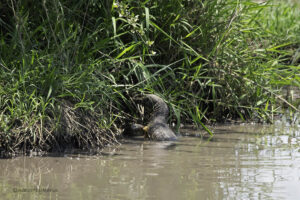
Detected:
[116,42,141,59]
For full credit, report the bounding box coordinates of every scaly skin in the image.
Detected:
[142,94,177,141]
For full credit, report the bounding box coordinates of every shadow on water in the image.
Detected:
[0,124,300,200]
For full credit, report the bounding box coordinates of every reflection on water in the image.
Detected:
[0,124,300,200]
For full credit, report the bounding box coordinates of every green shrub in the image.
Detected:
[0,0,299,155]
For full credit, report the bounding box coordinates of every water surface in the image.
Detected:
[0,124,300,200]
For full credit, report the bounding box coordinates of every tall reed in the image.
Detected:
[0,0,299,155]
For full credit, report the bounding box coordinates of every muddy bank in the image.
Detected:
[0,100,120,158]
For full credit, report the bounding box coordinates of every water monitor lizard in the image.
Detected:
[128,94,177,141]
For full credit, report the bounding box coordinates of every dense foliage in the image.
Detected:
[0,0,299,155]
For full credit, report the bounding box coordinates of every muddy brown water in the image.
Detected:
[1,124,300,200]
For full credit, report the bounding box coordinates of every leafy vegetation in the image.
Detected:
[0,0,299,155]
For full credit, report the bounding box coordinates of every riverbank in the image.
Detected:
[0,0,299,156]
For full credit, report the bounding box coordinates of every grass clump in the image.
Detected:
[0,0,299,156]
